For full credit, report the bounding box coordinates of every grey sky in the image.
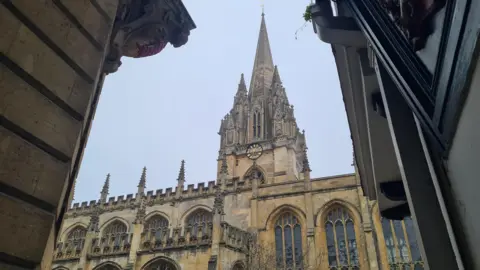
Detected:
[73,0,353,203]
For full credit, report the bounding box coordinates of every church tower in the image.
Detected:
[217,13,307,183]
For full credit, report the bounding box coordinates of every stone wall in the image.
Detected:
[0,0,117,268]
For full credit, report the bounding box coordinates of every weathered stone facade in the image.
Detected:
[51,13,423,270]
[0,0,195,269]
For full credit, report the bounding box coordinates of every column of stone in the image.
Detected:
[211,154,228,269]
[301,147,317,268]
[125,167,147,269]
[356,184,380,270]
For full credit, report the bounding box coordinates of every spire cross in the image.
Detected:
[260,0,265,15]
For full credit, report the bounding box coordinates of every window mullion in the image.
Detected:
[333,220,340,267]
[343,219,351,267]
[401,220,413,267]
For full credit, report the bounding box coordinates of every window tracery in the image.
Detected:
[381,217,424,269]
[274,212,303,269]
[144,259,178,270]
[103,221,127,237]
[324,206,359,269]
[145,215,169,231]
[67,226,87,241]
[185,209,212,235]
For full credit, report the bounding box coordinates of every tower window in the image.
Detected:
[253,111,262,138]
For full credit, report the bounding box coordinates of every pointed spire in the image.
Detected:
[272,65,282,86]
[100,173,110,203]
[237,73,247,94]
[137,166,146,194]
[177,160,186,183]
[249,12,275,99]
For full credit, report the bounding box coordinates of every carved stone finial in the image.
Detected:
[99,173,110,203]
[301,145,311,173]
[177,160,186,183]
[137,166,147,196]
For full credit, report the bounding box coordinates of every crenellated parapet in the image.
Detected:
[67,181,239,217]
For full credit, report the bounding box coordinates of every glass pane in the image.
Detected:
[326,222,337,266]
[284,225,293,267]
[335,221,347,266]
[405,217,422,263]
[382,219,396,263]
[393,220,409,262]
[275,226,284,267]
[294,224,303,266]
[346,220,358,265]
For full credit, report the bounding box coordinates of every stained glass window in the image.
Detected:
[274,212,303,269]
[325,206,359,269]
[186,209,212,236]
[381,217,424,269]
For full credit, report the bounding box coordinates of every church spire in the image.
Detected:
[249,12,274,99]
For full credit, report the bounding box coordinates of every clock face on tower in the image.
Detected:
[246,143,263,160]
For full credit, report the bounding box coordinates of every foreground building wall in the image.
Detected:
[310,0,480,268]
[0,0,196,269]
[0,1,117,269]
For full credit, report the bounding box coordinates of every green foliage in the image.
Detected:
[303,4,313,22]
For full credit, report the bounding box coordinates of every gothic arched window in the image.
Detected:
[274,212,303,269]
[325,206,359,269]
[103,221,127,237]
[145,215,169,231]
[67,226,87,241]
[253,111,261,138]
[232,261,245,270]
[185,209,212,236]
[144,258,178,270]
[381,217,424,269]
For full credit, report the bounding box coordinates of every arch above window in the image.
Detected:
[142,256,180,270]
[66,226,87,241]
[103,220,127,237]
[232,261,246,270]
[92,262,122,270]
[145,215,169,231]
[244,165,266,184]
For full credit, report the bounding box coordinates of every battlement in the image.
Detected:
[69,180,225,213]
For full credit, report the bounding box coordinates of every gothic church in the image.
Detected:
[52,13,423,270]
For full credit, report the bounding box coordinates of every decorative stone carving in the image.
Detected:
[104,0,196,73]
[212,188,225,215]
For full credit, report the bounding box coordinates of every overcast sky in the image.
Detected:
[73,0,353,203]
